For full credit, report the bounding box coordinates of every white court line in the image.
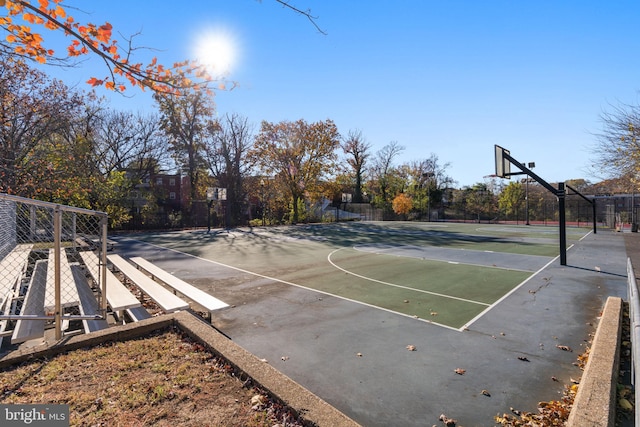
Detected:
[579,230,594,241]
[327,248,490,307]
[460,255,559,331]
[354,244,538,273]
[128,233,570,332]
[460,238,581,331]
[120,238,462,331]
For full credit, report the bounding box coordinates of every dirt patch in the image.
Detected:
[0,327,306,426]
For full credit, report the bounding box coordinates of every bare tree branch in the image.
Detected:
[273,0,327,35]
[591,101,640,179]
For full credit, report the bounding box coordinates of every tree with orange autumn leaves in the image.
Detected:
[0,0,324,95]
[0,57,85,193]
[252,119,340,224]
[0,0,216,94]
[392,192,413,218]
[0,57,136,225]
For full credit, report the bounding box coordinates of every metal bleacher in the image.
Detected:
[0,194,229,349]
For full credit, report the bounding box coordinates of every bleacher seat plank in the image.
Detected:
[0,244,33,308]
[44,249,81,311]
[74,237,90,250]
[81,236,116,251]
[107,254,189,313]
[126,306,152,322]
[130,257,228,312]
[0,244,33,345]
[79,251,141,313]
[0,297,12,348]
[71,264,108,333]
[11,260,47,344]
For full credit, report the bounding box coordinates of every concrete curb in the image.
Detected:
[0,311,361,427]
[173,311,361,427]
[566,296,622,427]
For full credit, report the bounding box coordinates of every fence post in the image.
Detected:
[71,213,77,249]
[54,205,62,341]
[593,201,597,233]
[30,205,36,240]
[100,216,108,317]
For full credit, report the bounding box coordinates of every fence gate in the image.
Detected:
[0,194,108,344]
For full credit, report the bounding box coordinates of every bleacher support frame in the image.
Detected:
[0,193,109,341]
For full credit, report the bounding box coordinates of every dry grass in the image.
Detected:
[0,327,306,426]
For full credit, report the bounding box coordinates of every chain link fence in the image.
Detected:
[0,194,108,345]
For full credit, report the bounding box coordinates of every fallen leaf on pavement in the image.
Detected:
[439,413,457,426]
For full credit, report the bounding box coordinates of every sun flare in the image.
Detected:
[193,29,237,77]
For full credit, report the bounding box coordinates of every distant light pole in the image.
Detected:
[363,191,369,220]
[422,172,434,221]
[525,162,535,225]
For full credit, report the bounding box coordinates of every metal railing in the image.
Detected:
[626,257,640,426]
[0,193,108,341]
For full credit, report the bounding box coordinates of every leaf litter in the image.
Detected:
[495,301,635,426]
[0,327,308,426]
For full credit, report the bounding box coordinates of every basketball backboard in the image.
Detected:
[494,145,511,178]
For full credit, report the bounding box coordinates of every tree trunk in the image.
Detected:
[354,172,363,203]
[292,194,299,224]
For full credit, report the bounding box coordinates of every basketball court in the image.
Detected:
[119,222,588,330]
[111,221,626,426]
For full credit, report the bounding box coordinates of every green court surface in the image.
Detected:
[134,221,591,330]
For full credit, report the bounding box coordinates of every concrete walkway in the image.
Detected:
[114,228,628,426]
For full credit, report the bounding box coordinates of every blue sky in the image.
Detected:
[34,1,640,187]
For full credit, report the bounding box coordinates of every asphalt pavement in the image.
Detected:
[114,228,628,427]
